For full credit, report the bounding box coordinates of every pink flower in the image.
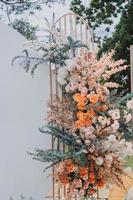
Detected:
[69,188,78,196]
[83,181,89,190]
[81,87,88,95]
[70,83,78,91]
[82,126,95,135]
[72,179,82,188]
[79,189,85,196]
[78,83,85,92]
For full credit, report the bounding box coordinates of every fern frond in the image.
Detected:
[39,125,84,148]
[28,149,84,164]
[116,93,133,108]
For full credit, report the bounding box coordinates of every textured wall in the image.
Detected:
[0,22,51,200]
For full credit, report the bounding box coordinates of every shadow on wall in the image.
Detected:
[0,22,51,200]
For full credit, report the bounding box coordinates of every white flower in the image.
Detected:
[57,76,67,85]
[111,120,119,132]
[98,116,110,127]
[82,126,95,135]
[119,138,125,145]
[57,67,68,85]
[126,113,132,123]
[89,145,95,153]
[105,155,113,163]
[58,67,68,78]
[76,139,82,144]
[65,59,74,71]
[82,149,88,154]
[96,156,104,166]
[65,84,70,93]
[108,134,116,142]
[69,74,79,83]
[125,142,133,157]
[108,109,120,120]
[103,141,111,150]
[85,139,91,146]
[126,99,133,110]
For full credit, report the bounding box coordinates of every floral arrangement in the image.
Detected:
[12,36,88,76]
[30,49,133,199]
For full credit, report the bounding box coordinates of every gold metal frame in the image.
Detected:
[46,12,95,200]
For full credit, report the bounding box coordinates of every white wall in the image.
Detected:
[0,22,51,200]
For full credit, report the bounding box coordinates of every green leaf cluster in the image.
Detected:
[12,36,89,76]
[10,19,37,40]
[70,0,133,96]
[29,125,86,170]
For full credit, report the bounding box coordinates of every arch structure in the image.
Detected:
[54,12,94,51]
[45,12,95,200]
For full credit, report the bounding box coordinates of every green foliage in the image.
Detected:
[29,125,87,170]
[116,93,133,108]
[0,0,65,38]
[39,124,83,148]
[125,156,133,168]
[12,36,89,76]
[0,0,64,15]
[98,1,133,95]
[10,19,37,40]
[71,0,133,95]
[70,0,128,31]
[29,148,84,163]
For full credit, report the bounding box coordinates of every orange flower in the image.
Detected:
[99,95,106,102]
[75,119,85,129]
[59,174,69,185]
[89,172,95,184]
[89,178,95,184]
[77,102,86,110]
[89,94,99,104]
[65,160,76,173]
[75,118,92,129]
[101,104,108,111]
[86,109,95,118]
[73,93,81,102]
[75,110,94,128]
[96,180,106,188]
[89,172,95,179]
[77,111,84,118]
[73,93,86,102]
[79,167,88,178]
[85,118,93,126]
